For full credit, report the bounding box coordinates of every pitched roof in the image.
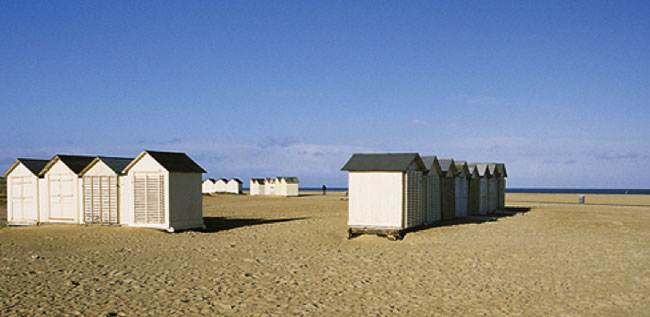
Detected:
[454,161,470,177]
[341,153,425,171]
[123,150,206,173]
[39,155,96,176]
[78,156,134,176]
[496,163,507,177]
[474,163,492,177]
[438,158,458,177]
[216,178,228,182]
[228,178,242,183]
[251,178,265,183]
[2,158,49,177]
[277,176,299,183]
[420,155,443,176]
[487,163,499,177]
[203,178,216,183]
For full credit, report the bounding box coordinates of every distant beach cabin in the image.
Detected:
[202,178,217,194]
[3,158,49,225]
[249,178,265,195]
[265,177,276,195]
[496,163,507,209]
[475,163,491,215]
[487,163,499,212]
[121,150,206,232]
[275,177,299,196]
[421,155,442,224]
[226,178,242,194]
[466,164,481,216]
[342,153,425,239]
[438,159,458,220]
[215,178,228,193]
[454,161,470,217]
[39,155,96,224]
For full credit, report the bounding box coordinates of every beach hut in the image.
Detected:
[454,161,470,217]
[275,177,299,196]
[215,178,228,193]
[38,155,95,224]
[249,178,265,195]
[121,150,206,232]
[202,178,216,194]
[78,156,133,224]
[421,156,442,224]
[341,153,426,239]
[438,158,457,220]
[496,163,508,209]
[475,163,491,215]
[226,178,242,194]
[265,177,277,195]
[3,158,49,225]
[487,163,499,212]
[466,164,481,216]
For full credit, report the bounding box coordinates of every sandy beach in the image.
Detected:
[1,192,649,315]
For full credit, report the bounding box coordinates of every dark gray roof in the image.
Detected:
[50,155,96,175]
[216,178,228,182]
[203,178,216,183]
[341,153,424,171]
[251,178,265,183]
[228,178,242,183]
[421,156,437,169]
[487,163,499,176]
[17,158,49,175]
[277,176,298,183]
[97,157,133,174]
[475,163,491,177]
[145,150,206,173]
[438,158,458,177]
[496,163,507,177]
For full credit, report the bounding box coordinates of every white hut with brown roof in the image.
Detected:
[3,158,49,225]
[121,150,206,232]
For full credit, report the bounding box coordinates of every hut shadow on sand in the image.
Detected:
[349,206,532,240]
[198,216,309,233]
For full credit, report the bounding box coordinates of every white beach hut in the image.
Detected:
[496,163,507,209]
[215,178,228,193]
[487,163,499,213]
[265,177,277,195]
[121,150,206,232]
[38,155,95,224]
[249,178,265,195]
[475,163,491,215]
[226,178,242,194]
[438,159,458,220]
[275,177,299,196]
[3,158,49,225]
[421,155,442,224]
[454,161,470,217]
[341,153,426,240]
[202,178,217,194]
[78,156,133,225]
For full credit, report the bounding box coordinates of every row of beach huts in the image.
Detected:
[249,177,299,196]
[3,150,206,232]
[342,153,507,239]
[201,178,243,194]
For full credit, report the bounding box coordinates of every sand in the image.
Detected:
[1,192,649,316]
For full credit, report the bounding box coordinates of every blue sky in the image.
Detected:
[1,1,649,188]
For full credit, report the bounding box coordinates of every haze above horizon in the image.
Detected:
[1,1,649,188]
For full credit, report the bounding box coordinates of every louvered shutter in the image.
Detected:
[134,173,165,224]
[405,170,423,228]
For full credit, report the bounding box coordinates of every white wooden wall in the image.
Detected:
[348,172,404,229]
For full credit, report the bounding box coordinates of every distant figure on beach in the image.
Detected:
[322,185,327,195]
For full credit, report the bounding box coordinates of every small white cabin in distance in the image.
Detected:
[78,156,133,225]
[3,158,49,225]
[249,178,265,195]
[215,178,228,192]
[275,177,299,196]
[121,150,206,232]
[226,178,242,194]
[341,153,426,240]
[202,178,217,194]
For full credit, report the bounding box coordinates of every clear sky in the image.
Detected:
[1,1,649,188]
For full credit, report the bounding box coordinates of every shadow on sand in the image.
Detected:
[199,216,309,233]
[349,206,533,240]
